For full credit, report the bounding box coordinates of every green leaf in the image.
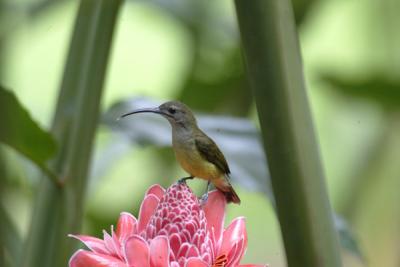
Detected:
[0,86,57,177]
[321,73,400,109]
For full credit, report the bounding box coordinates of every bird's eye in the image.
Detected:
[168,107,176,114]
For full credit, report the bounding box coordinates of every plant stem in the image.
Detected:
[0,203,21,267]
[21,1,122,266]
[0,147,21,267]
[234,1,343,266]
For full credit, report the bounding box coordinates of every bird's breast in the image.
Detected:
[172,132,220,180]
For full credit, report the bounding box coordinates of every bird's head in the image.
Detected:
[120,100,197,128]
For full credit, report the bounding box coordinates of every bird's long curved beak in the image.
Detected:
[119,107,166,120]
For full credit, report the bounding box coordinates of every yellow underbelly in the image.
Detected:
[174,145,221,180]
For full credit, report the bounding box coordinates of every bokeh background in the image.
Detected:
[1,0,399,266]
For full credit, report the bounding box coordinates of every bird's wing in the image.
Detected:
[194,133,231,175]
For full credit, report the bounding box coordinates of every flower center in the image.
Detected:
[212,254,228,267]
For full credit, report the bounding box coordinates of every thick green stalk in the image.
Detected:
[0,203,21,267]
[21,1,121,266]
[234,1,342,266]
[0,148,21,267]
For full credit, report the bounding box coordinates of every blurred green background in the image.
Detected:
[1,0,399,266]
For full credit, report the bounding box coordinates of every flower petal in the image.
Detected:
[177,242,190,258]
[219,217,247,256]
[116,212,138,243]
[69,235,108,254]
[145,184,165,199]
[138,194,160,233]
[203,190,226,244]
[226,237,245,267]
[149,236,170,267]
[186,245,200,258]
[103,230,122,258]
[169,233,183,256]
[69,249,126,267]
[185,258,208,267]
[238,265,268,267]
[124,235,150,267]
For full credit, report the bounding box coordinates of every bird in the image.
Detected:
[120,100,241,204]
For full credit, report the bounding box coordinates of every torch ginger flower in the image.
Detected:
[69,183,266,267]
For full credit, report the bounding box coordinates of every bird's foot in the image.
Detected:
[199,181,211,205]
[199,192,209,206]
[177,176,194,184]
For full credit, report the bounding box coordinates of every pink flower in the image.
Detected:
[69,183,267,267]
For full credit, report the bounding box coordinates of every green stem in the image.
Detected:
[38,163,60,186]
[0,203,22,267]
[0,147,21,267]
[234,1,342,266]
[21,1,121,266]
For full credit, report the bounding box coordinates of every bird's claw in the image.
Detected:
[199,193,209,206]
[177,179,186,185]
[177,176,194,184]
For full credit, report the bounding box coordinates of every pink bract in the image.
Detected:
[69,183,267,267]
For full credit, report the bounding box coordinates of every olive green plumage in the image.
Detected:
[121,100,241,204]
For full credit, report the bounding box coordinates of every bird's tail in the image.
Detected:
[214,177,241,204]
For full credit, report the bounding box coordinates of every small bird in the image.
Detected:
[120,101,241,204]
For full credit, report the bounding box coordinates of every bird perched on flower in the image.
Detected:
[69,183,266,267]
[120,101,240,204]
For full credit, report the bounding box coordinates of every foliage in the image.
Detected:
[321,73,400,110]
[20,1,122,267]
[235,1,342,266]
[1,0,398,266]
[0,86,57,181]
[0,203,21,267]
